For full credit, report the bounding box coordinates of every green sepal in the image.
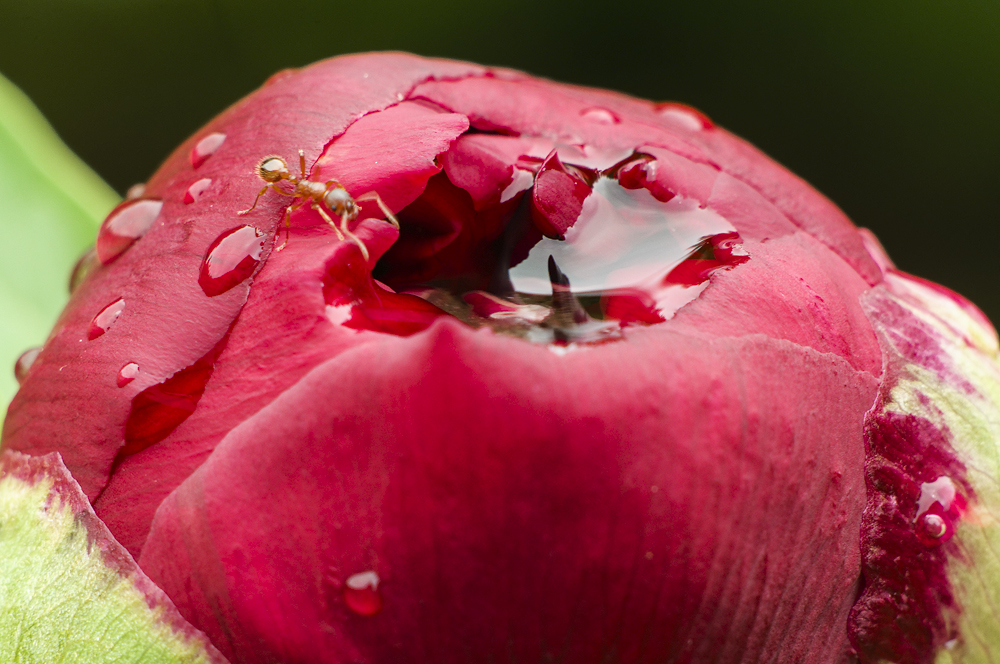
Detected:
[0,450,229,663]
[865,273,1000,663]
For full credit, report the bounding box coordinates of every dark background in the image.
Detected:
[2,0,998,323]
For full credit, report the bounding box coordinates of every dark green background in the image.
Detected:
[2,0,997,322]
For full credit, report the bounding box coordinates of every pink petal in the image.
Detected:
[140,321,877,664]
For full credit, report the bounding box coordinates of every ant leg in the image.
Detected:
[274,200,306,252]
[338,212,370,262]
[239,183,297,216]
[298,149,308,179]
[358,192,399,229]
[313,203,346,241]
[313,202,370,261]
[238,185,271,215]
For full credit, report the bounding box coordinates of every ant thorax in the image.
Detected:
[299,180,328,199]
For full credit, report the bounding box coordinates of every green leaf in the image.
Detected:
[0,450,230,663]
[0,72,120,426]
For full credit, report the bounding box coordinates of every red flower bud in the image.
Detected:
[5,53,1000,664]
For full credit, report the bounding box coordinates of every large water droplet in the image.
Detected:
[14,347,42,384]
[190,132,226,168]
[199,226,266,297]
[343,571,382,616]
[96,199,163,264]
[580,107,620,125]
[88,298,125,340]
[69,246,100,294]
[374,152,747,345]
[117,362,140,387]
[184,178,213,204]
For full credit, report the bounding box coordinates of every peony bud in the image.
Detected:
[2,52,998,663]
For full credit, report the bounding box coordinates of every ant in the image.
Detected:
[238,149,398,261]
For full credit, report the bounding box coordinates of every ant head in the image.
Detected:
[325,187,358,220]
[257,156,290,183]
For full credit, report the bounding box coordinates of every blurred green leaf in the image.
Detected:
[0,72,120,426]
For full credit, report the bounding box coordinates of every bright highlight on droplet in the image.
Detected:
[343,571,382,616]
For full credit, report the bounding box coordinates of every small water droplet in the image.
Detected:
[922,514,947,539]
[14,347,42,384]
[69,246,100,294]
[656,104,712,131]
[190,132,226,168]
[117,362,140,387]
[96,199,163,264]
[88,298,125,340]
[581,107,619,125]
[914,476,963,545]
[126,183,147,200]
[343,571,382,616]
[199,226,266,297]
[184,178,213,204]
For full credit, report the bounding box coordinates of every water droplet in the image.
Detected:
[14,347,42,384]
[580,107,619,124]
[373,151,747,345]
[88,298,125,340]
[922,514,947,539]
[510,177,742,323]
[184,178,213,204]
[656,104,712,131]
[916,476,956,519]
[914,476,962,545]
[343,571,382,616]
[126,183,147,200]
[69,246,100,294]
[96,199,163,264]
[117,362,140,387]
[190,132,226,168]
[199,226,266,297]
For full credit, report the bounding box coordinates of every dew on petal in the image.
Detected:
[96,199,163,264]
[117,362,140,387]
[88,298,125,340]
[125,183,147,200]
[656,103,713,131]
[580,107,620,125]
[921,514,948,540]
[69,246,100,294]
[373,150,748,345]
[184,178,213,204]
[14,347,42,384]
[913,476,963,546]
[343,571,382,617]
[500,168,535,203]
[199,226,266,297]
[915,476,956,519]
[510,177,742,322]
[190,132,226,168]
